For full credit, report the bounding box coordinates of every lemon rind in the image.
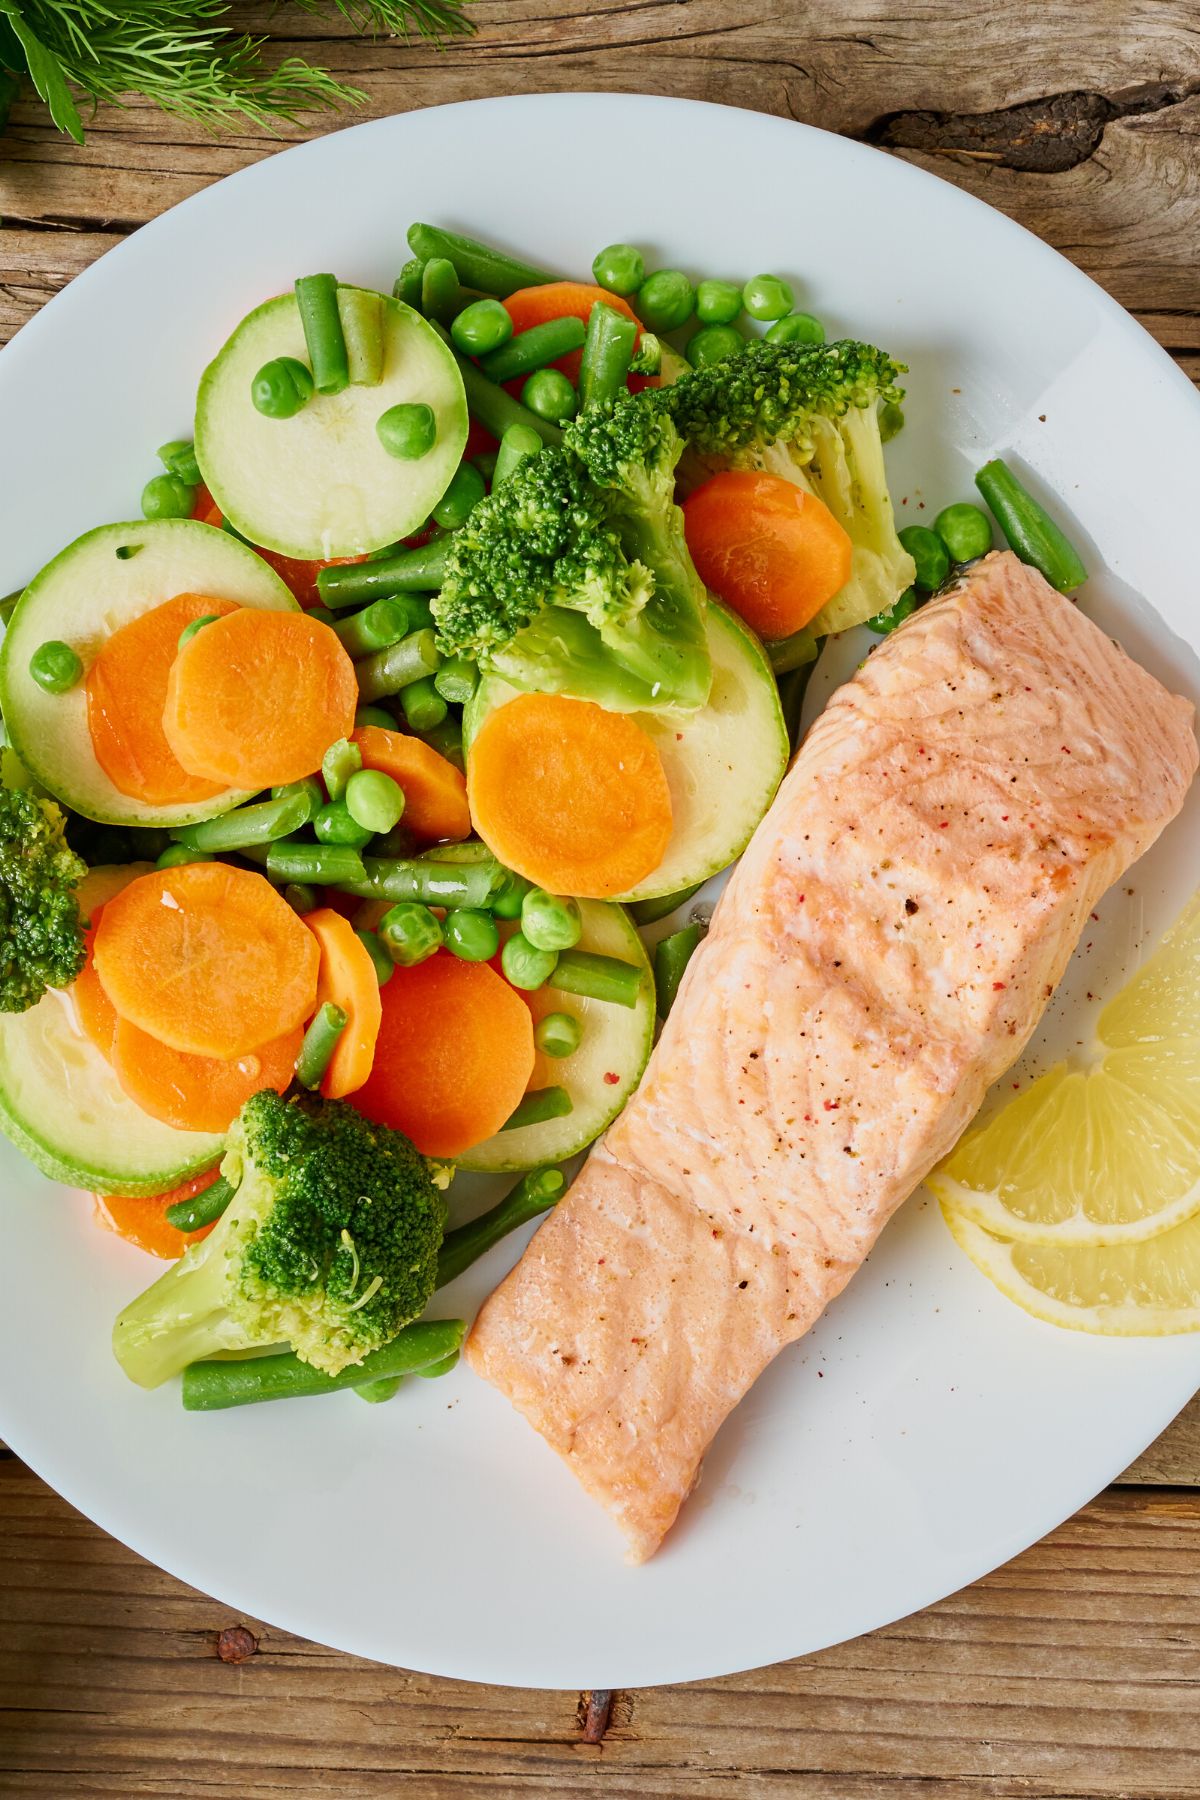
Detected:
[927,1170,1200,1250]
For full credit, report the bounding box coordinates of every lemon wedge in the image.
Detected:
[942,1204,1200,1335]
[928,892,1200,1247]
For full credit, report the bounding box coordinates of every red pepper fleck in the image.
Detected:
[823,1099,840,1111]
[938,821,949,829]
[603,1071,620,1085]
[598,1258,606,1265]
[1061,745,1071,753]
[992,981,1006,991]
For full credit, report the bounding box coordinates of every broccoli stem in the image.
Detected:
[181,1319,467,1411]
[113,1225,262,1388]
[435,1166,565,1288]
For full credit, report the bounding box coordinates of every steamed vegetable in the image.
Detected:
[0,790,86,1013]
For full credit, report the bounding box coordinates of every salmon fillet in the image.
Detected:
[467,552,1198,1561]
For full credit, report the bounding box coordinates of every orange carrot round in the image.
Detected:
[190,488,365,609]
[93,1167,221,1261]
[503,282,640,383]
[304,907,382,1098]
[467,693,672,898]
[163,609,358,789]
[72,904,118,1059]
[682,470,853,639]
[85,593,240,807]
[94,863,320,1059]
[112,1017,302,1134]
[353,953,534,1158]
[351,726,471,843]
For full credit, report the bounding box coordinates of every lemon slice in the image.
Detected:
[928,893,1200,1247]
[942,1203,1200,1335]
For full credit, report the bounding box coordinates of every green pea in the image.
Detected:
[685,325,743,369]
[520,367,578,423]
[534,1011,582,1059]
[444,908,500,963]
[284,883,318,915]
[500,931,558,990]
[865,586,920,634]
[377,403,437,461]
[345,768,405,835]
[521,888,582,952]
[898,525,951,592]
[636,269,694,333]
[250,356,315,419]
[933,503,992,564]
[450,298,513,356]
[592,243,645,296]
[695,279,742,326]
[355,927,394,986]
[141,473,195,521]
[491,869,532,920]
[313,799,372,848]
[355,704,397,731]
[879,401,905,443]
[177,613,219,652]
[742,274,794,322]
[766,311,825,346]
[432,461,486,531]
[379,901,443,966]
[28,640,82,693]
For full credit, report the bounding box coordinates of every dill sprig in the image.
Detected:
[0,0,474,144]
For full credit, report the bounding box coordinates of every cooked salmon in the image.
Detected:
[467,553,1198,1561]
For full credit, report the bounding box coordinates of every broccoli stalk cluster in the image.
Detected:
[0,789,87,1013]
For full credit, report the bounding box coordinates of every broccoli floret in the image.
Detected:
[112,1089,447,1388]
[657,339,916,635]
[433,427,711,712]
[0,789,87,1013]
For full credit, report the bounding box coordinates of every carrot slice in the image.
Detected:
[467,693,672,899]
[94,863,320,1058]
[93,1167,221,1261]
[72,904,118,1058]
[191,485,223,527]
[85,593,240,807]
[112,1017,302,1134]
[163,608,358,789]
[353,953,534,1158]
[503,282,640,383]
[190,487,365,608]
[351,726,471,844]
[682,470,853,639]
[303,907,382,1098]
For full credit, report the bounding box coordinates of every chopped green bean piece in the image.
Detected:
[338,286,384,386]
[295,1001,347,1088]
[534,1011,582,1058]
[294,273,349,396]
[654,923,703,1017]
[502,1086,573,1131]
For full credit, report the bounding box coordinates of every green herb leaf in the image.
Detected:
[0,2,83,140]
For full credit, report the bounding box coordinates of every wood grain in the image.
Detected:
[0,1458,1197,1798]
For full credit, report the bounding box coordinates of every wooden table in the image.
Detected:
[1,5,1198,1793]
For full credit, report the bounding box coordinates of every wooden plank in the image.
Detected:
[0,1460,1196,1797]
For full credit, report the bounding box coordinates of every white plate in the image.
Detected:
[0,95,1197,1690]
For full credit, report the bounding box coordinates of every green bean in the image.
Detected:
[579,301,638,411]
[778,661,814,750]
[284,883,318,916]
[933,502,992,564]
[356,629,441,703]
[339,286,384,386]
[898,525,950,592]
[377,402,437,461]
[330,597,410,659]
[399,675,447,732]
[141,474,195,520]
[393,257,425,309]
[28,640,82,693]
[695,279,741,326]
[272,776,324,813]
[502,1086,572,1132]
[521,888,582,952]
[340,856,503,909]
[444,908,499,962]
[181,1318,466,1411]
[636,270,694,332]
[177,613,219,651]
[433,655,478,705]
[355,704,397,731]
[493,422,543,488]
[251,357,314,419]
[592,242,644,295]
[437,327,563,448]
[432,461,486,530]
[629,882,703,926]
[172,788,316,854]
[686,325,743,369]
[654,923,703,1017]
[534,1011,582,1059]
[157,439,202,485]
[973,459,1086,592]
[407,223,556,297]
[420,256,461,324]
[450,297,514,356]
[415,1351,459,1379]
[552,949,644,1009]
[156,844,209,869]
[321,736,363,803]
[378,901,444,966]
[766,311,825,346]
[416,712,464,771]
[405,596,435,633]
[521,368,577,423]
[314,799,372,849]
[435,1168,566,1288]
[480,314,586,384]
[266,840,366,888]
[354,1376,403,1404]
[295,1001,347,1089]
[318,538,451,608]
[767,624,819,674]
[500,931,558,990]
[742,274,793,322]
[865,586,920,634]
[355,927,394,986]
[294,273,349,396]
[345,768,405,835]
[164,1175,235,1233]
